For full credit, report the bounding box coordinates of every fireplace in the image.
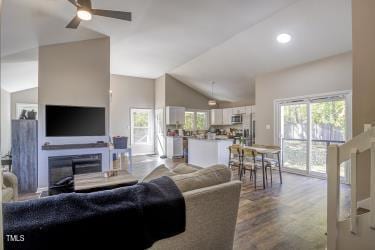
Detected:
[48,154,102,195]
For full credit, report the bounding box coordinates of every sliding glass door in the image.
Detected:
[277,93,350,180]
[280,102,309,174]
[310,98,346,176]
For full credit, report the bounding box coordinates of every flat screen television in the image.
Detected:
[46,105,105,137]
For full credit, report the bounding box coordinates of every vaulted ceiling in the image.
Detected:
[1,0,352,99]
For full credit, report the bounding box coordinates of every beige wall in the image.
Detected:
[154,75,166,109]
[11,87,38,119]
[217,100,254,109]
[1,89,11,155]
[352,0,375,200]
[38,37,110,188]
[38,37,110,136]
[110,74,154,137]
[165,74,209,110]
[255,52,352,145]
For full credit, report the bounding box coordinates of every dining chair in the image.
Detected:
[228,144,242,177]
[241,148,262,189]
[263,145,282,184]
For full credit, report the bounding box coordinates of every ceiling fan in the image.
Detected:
[66,0,132,29]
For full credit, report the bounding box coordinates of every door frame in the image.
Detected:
[274,90,352,182]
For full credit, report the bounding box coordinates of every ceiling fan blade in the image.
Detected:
[66,16,81,29]
[77,0,92,8]
[92,9,132,21]
[67,0,77,6]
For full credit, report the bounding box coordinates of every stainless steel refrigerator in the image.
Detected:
[242,113,255,146]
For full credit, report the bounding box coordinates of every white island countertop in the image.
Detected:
[188,138,233,168]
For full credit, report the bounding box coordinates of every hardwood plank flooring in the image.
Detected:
[232,171,350,250]
[19,155,350,250]
[125,156,350,250]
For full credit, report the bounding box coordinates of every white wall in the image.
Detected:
[110,74,155,137]
[38,37,110,189]
[11,87,38,119]
[255,52,352,145]
[1,89,11,155]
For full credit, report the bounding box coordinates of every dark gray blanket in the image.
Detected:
[3,176,185,250]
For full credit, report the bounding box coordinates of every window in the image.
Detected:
[196,112,208,130]
[184,112,195,130]
[184,110,209,131]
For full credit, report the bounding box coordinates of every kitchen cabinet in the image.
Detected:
[232,107,246,115]
[210,109,223,125]
[188,138,233,167]
[167,136,183,159]
[166,106,185,125]
[222,108,233,125]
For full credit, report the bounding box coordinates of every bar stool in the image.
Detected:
[263,145,282,185]
[228,144,242,178]
[241,148,263,189]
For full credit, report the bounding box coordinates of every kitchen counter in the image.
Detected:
[188,138,233,141]
[188,138,232,167]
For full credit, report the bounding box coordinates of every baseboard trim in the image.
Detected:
[358,198,370,210]
[36,187,48,193]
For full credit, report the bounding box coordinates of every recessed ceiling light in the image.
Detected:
[77,8,92,21]
[277,33,292,44]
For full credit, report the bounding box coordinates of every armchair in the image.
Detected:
[2,171,18,202]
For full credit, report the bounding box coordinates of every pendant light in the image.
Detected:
[208,81,217,106]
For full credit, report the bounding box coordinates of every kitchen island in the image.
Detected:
[188,138,233,167]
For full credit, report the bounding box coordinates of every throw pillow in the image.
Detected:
[141,164,176,182]
[171,164,232,193]
[172,163,200,174]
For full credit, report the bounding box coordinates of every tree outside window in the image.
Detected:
[184,112,195,130]
[196,112,207,130]
[184,111,208,131]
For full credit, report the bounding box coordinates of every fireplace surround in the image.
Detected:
[48,154,101,195]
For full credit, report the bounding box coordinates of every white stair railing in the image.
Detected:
[371,140,375,229]
[327,126,375,249]
[0,168,4,250]
[350,149,358,234]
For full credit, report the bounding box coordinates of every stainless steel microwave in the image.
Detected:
[231,114,242,124]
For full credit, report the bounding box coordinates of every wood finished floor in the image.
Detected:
[232,172,349,250]
[20,155,350,250]
[123,155,350,250]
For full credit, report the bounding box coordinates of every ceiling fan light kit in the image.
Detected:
[66,0,132,29]
[77,8,92,21]
[208,81,217,106]
[208,100,217,106]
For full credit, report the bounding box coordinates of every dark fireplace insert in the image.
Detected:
[48,154,102,195]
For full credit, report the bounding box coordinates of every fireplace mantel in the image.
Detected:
[42,142,108,151]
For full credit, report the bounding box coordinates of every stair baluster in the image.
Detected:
[350,148,358,234]
[370,140,375,230]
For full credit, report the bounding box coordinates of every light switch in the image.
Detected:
[266,124,271,130]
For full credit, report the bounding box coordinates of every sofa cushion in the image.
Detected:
[171,165,232,193]
[172,163,200,174]
[141,165,176,182]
